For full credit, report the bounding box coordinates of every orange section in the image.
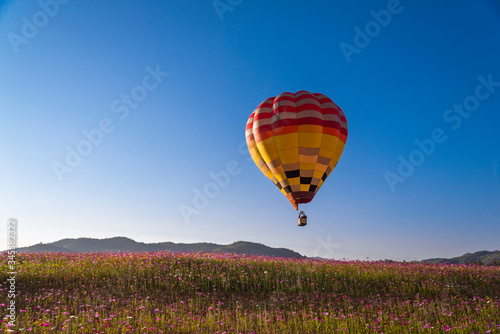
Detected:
[297,124,322,133]
[273,125,298,136]
[286,194,299,210]
[254,130,273,143]
[323,127,340,137]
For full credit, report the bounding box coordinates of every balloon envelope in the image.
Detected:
[245,91,348,210]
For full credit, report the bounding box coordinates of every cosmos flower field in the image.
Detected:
[1,251,499,333]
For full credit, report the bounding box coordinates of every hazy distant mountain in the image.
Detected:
[12,237,304,259]
[422,250,500,265]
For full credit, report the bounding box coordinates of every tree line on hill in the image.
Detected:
[12,237,304,259]
[422,250,500,266]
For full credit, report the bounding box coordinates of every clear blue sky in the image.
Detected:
[1,0,499,260]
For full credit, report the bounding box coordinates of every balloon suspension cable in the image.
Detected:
[262,178,296,213]
[297,202,312,215]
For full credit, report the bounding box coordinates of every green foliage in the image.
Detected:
[423,250,500,265]
[13,237,304,258]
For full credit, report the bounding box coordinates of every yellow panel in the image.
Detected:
[262,151,280,164]
[318,148,335,159]
[300,184,309,191]
[300,162,317,170]
[330,143,344,163]
[269,163,287,183]
[273,133,298,150]
[320,136,341,159]
[278,147,299,165]
[299,138,323,149]
[288,177,300,186]
[250,142,276,182]
[250,154,261,166]
[329,153,341,169]
[299,132,322,143]
[280,172,288,182]
[259,137,278,153]
[333,141,345,157]
[321,134,342,148]
[274,132,299,185]
[257,139,279,163]
[250,148,262,164]
[313,170,325,178]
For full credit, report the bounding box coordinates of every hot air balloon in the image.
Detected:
[245,91,348,226]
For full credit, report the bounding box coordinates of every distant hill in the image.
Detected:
[12,237,304,259]
[422,250,500,265]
